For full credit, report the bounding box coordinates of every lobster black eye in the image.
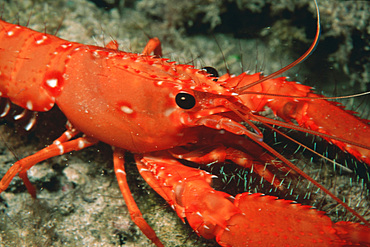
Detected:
[201,66,219,77]
[175,93,196,110]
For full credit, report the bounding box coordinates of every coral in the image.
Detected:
[135,0,369,92]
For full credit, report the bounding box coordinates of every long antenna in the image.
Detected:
[236,0,321,94]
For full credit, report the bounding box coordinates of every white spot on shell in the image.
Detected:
[78,140,85,149]
[57,143,64,154]
[14,110,25,120]
[61,43,72,49]
[0,101,10,117]
[138,168,149,172]
[196,212,203,217]
[7,31,14,36]
[65,131,72,140]
[93,51,100,58]
[26,101,33,110]
[24,115,37,131]
[36,35,48,45]
[116,169,126,175]
[120,106,134,114]
[164,108,176,117]
[46,78,58,88]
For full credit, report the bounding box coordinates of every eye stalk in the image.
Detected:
[175,92,196,110]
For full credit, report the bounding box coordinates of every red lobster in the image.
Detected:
[0,1,369,246]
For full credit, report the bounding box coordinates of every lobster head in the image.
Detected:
[56,53,254,153]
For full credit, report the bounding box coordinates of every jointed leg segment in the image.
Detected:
[113,148,164,247]
[0,128,97,198]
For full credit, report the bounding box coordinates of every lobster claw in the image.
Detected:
[217,193,370,246]
[136,152,370,247]
[222,72,370,165]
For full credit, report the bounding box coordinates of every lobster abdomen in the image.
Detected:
[0,20,81,111]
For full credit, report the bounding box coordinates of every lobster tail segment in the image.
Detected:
[0,20,79,112]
